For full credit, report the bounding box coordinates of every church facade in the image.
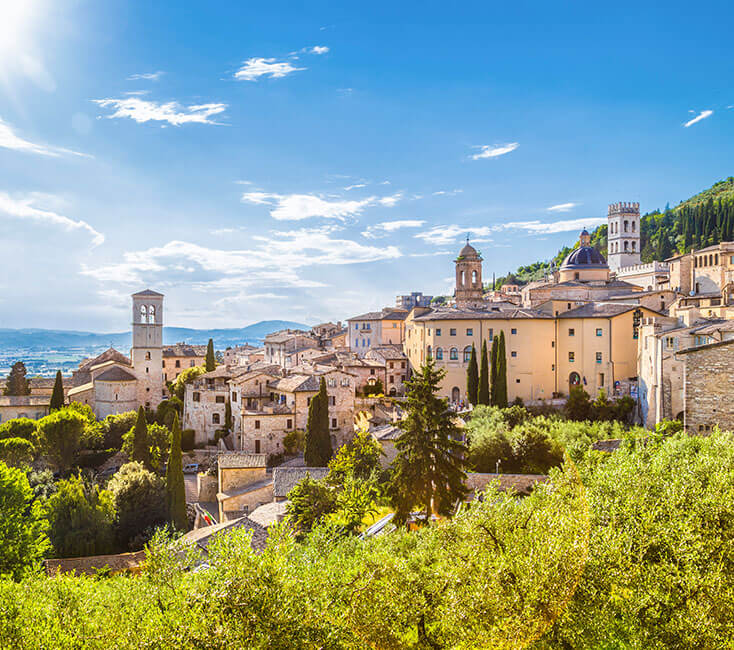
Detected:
[68,290,166,418]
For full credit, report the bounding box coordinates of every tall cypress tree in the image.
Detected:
[495,331,508,408]
[131,406,151,469]
[388,359,467,523]
[304,378,333,466]
[49,370,64,411]
[3,361,30,396]
[165,413,188,531]
[477,341,490,405]
[205,339,216,372]
[466,344,479,405]
[490,336,499,406]
[224,398,232,435]
[304,389,321,465]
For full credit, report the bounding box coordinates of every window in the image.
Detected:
[567,303,571,310]
[287,419,293,429]
[212,413,220,424]
[232,392,238,401]
[631,241,636,251]
[551,341,555,348]
[466,328,473,336]
[488,328,494,340]
[436,328,442,336]
[145,351,151,360]
[665,337,676,349]
[401,361,406,368]
[516,379,520,383]
[145,367,149,373]
[449,328,456,336]
[389,362,394,369]
[574,272,580,280]
[389,375,394,383]
[193,392,200,402]
[624,220,629,232]
[190,360,195,368]
[175,360,181,368]
[215,395,225,404]
[599,373,604,387]
[463,346,472,362]
[435,347,444,360]
[568,328,575,336]
[427,345,432,359]
[596,352,602,363]
[569,352,575,362]
[511,351,517,358]
[255,440,260,454]
[511,328,517,335]
[331,418,337,429]
[355,323,359,330]
[254,420,260,429]
[449,347,458,360]
[370,368,375,375]
[162,360,166,368]
[596,328,602,336]
[328,378,336,387]
[329,396,336,406]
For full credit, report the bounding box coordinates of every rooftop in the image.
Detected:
[163,344,207,358]
[273,467,329,498]
[44,550,146,576]
[412,306,551,321]
[217,453,268,469]
[94,366,138,382]
[348,308,409,322]
[181,516,268,553]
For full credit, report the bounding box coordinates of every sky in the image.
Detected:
[1,0,733,332]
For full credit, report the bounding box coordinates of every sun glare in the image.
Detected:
[0,1,41,57]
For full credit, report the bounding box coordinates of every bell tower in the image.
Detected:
[131,289,164,409]
[607,202,641,273]
[455,238,484,308]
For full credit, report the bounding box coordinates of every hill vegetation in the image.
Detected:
[495,177,734,288]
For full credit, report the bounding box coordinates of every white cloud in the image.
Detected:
[92,98,227,126]
[344,183,367,191]
[432,189,463,196]
[547,202,579,213]
[234,57,306,81]
[471,142,519,159]
[415,225,494,246]
[241,190,402,221]
[362,219,425,238]
[309,46,329,55]
[0,116,90,158]
[0,192,104,246]
[502,217,605,234]
[683,110,713,127]
[127,71,164,81]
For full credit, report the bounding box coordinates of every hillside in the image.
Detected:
[496,177,734,288]
[0,320,310,351]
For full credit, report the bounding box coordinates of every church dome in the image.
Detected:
[561,246,607,269]
[459,242,480,259]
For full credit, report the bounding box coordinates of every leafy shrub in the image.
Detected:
[283,429,305,455]
[0,438,35,468]
[0,418,38,444]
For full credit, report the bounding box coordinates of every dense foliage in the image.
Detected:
[466,344,478,405]
[37,410,86,473]
[205,338,216,372]
[165,414,187,532]
[49,370,64,411]
[304,377,332,466]
[3,361,30,396]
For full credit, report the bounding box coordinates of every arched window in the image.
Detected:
[145,351,151,360]
[460,270,466,286]
[710,254,714,266]
[569,372,581,387]
[463,346,472,362]
[435,347,444,360]
[140,304,147,322]
[451,387,460,402]
[631,221,636,232]
[624,220,629,232]
[212,413,220,424]
[427,345,432,359]
[148,305,156,324]
[715,253,719,265]
[472,270,478,284]
[449,347,458,360]
[624,241,629,251]
[631,241,636,251]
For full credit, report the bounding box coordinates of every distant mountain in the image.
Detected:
[0,320,310,351]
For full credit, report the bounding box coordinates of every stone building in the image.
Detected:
[221,344,260,367]
[263,330,320,369]
[162,343,206,385]
[183,366,237,447]
[396,292,433,311]
[677,338,734,434]
[216,453,273,522]
[454,240,484,308]
[347,308,408,356]
[365,345,409,395]
[607,202,641,273]
[0,396,49,424]
[67,290,166,418]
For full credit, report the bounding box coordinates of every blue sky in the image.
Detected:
[1,1,732,331]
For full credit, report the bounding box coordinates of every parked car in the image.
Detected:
[183,463,200,474]
[98,465,121,480]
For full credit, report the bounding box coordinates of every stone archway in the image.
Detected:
[569,372,581,390]
[451,386,461,403]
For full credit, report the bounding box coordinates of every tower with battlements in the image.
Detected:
[131,289,164,410]
[607,202,641,273]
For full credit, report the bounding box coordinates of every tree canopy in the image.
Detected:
[3,362,30,396]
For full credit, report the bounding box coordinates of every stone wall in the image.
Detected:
[680,341,734,433]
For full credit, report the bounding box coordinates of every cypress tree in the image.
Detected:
[205,339,216,372]
[304,389,321,466]
[224,398,232,435]
[495,331,508,408]
[3,361,30,396]
[388,359,467,523]
[49,370,64,411]
[477,341,490,405]
[165,413,188,531]
[466,344,479,405]
[304,378,332,466]
[131,406,151,469]
[490,336,499,406]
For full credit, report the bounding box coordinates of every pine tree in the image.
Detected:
[304,378,332,466]
[165,413,188,531]
[4,361,30,396]
[205,339,216,372]
[388,359,467,523]
[49,370,64,411]
[477,341,490,405]
[466,344,479,405]
[495,331,508,408]
[131,406,151,469]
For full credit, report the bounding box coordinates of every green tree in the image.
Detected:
[165,414,188,532]
[494,331,508,408]
[108,462,167,550]
[49,370,64,411]
[224,398,232,436]
[564,386,592,421]
[490,335,499,405]
[3,362,30,396]
[388,359,468,523]
[123,422,170,473]
[509,425,563,474]
[171,366,206,401]
[98,411,138,450]
[0,418,38,444]
[466,344,479,405]
[43,474,115,558]
[131,406,151,470]
[304,378,332,466]
[37,410,85,473]
[285,474,337,536]
[205,339,216,372]
[0,439,34,468]
[0,462,50,579]
[327,429,382,485]
[477,340,490,405]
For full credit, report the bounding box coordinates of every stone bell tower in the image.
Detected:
[455,238,484,308]
[607,202,641,273]
[131,289,164,409]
